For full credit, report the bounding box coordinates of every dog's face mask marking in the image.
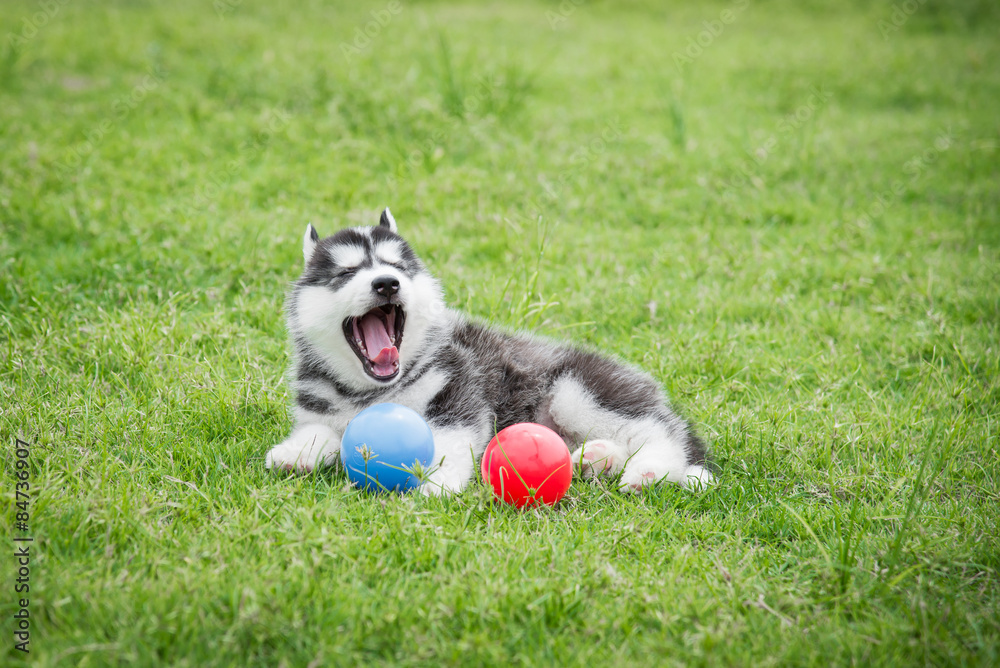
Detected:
[289,210,444,390]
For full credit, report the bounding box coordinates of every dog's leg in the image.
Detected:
[545,373,642,481]
[265,423,340,474]
[418,363,491,495]
[545,362,711,492]
[617,441,714,492]
[419,425,483,496]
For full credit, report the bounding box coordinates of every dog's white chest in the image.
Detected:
[383,369,448,415]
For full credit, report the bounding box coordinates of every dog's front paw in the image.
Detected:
[417,482,447,497]
[572,439,627,478]
[417,467,471,497]
[417,476,464,497]
[265,424,340,474]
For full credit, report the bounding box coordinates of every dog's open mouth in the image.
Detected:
[343,304,405,381]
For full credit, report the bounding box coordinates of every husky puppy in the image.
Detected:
[265,209,712,494]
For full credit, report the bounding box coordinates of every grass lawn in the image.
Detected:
[2,0,999,665]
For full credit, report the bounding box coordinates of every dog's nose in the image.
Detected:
[372,275,400,297]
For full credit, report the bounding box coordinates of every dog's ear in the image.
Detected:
[379,207,398,233]
[303,223,319,265]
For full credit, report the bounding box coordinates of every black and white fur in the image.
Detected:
[265,209,712,494]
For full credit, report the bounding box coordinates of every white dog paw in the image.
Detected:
[418,482,445,497]
[682,464,714,491]
[572,439,627,478]
[618,463,715,493]
[618,469,659,493]
[418,474,465,497]
[265,425,339,474]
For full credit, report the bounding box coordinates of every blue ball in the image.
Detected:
[340,403,435,493]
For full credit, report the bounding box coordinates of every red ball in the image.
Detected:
[480,423,572,508]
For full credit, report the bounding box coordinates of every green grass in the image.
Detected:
[2,0,999,665]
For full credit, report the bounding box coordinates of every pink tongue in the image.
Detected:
[360,313,399,376]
